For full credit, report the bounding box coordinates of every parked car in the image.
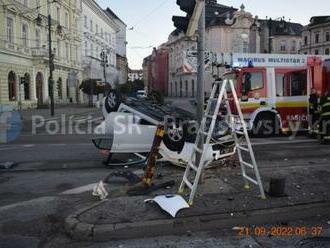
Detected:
[136,90,147,99]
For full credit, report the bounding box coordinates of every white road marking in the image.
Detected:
[0,196,56,212]
[22,144,35,148]
[61,183,97,195]
[251,139,318,146]
[0,147,14,151]
[48,144,67,147]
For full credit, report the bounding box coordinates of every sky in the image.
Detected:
[97,0,330,69]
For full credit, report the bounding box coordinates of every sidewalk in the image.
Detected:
[65,159,330,241]
[20,105,99,122]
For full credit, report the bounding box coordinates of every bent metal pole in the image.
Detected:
[196,0,205,177]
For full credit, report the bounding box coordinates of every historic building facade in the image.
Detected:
[128,68,143,82]
[166,1,304,98]
[300,16,330,55]
[105,7,128,85]
[81,0,119,90]
[142,45,169,95]
[0,0,83,108]
[259,18,303,54]
[167,3,260,98]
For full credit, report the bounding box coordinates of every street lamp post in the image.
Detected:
[48,13,55,116]
[268,18,273,54]
[100,50,108,84]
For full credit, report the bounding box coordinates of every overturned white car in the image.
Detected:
[93,91,237,167]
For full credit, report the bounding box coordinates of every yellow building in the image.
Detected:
[0,0,83,109]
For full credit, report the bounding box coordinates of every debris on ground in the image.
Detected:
[144,194,189,218]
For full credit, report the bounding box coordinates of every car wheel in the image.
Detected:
[104,90,121,114]
[163,120,187,152]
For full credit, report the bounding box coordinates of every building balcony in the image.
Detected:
[0,40,32,56]
[31,47,48,58]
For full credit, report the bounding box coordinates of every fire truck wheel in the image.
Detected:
[163,121,187,152]
[253,113,278,137]
[104,90,121,113]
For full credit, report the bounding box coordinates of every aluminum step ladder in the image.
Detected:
[178,79,266,205]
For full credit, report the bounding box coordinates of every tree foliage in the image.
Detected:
[117,80,145,96]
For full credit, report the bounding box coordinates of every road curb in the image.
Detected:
[65,200,330,241]
[65,200,108,240]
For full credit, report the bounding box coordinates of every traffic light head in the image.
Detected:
[177,0,196,15]
[172,16,190,32]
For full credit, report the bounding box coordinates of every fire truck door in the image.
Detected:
[275,69,309,130]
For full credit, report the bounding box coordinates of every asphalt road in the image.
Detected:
[0,110,330,247]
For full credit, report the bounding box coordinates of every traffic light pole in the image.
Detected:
[196,1,205,177]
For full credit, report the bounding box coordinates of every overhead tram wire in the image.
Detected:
[128,0,170,30]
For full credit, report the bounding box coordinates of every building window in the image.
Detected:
[35,29,40,47]
[66,79,70,99]
[185,80,188,97]
[65,43,69,59]
[90,43,93,57]
[315,49,319,55]
[24,73,30,100]
[84,15,87,28]
[90,20,93,32]
[179,81,183,97]
[57,39,61,57]
[315,33,320,43]
[7,17,14,43]
[84,41,88,56]
[192,80,195,97]
[8,71,16,101]
[291,40,296,52]
[56,7,60,23]
[304,36,308,45]
[96,24,98,35]
[101,28,103,39]
[325,48,330,55]
[243,41,249,53]
[326,32,330,42]
[22,24,28,47]
[75,45,78,61]
[36,0,41,14]
[175,82,178,97]
[65,12,69,27]
[57,77,63,99]
[105,32,108,42]
[280,41,286,52]
[96,46,99,58]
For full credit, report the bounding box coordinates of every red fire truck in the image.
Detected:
[220,53,330,136]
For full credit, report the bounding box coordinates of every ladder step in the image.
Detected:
[235,130,244,135]
[243,174,258,185]
[183,177,193,190]
[205,114,216,119]
[237,145,249,152]
[198,130,209,136]
[193,146,203,153]
[188,162,198,172]
[241,161,254,169]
